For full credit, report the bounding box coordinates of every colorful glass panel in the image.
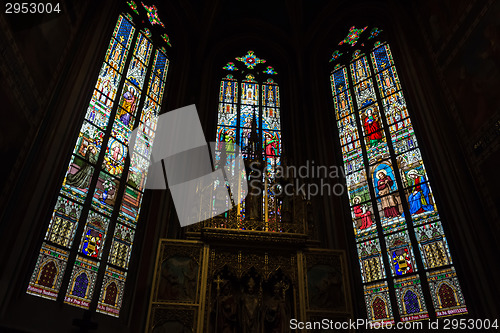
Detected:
[376,66,401,98]
[45,196,83,247]
[64,256,99,309]
[331,28,466,324]
[236,50,266,69]
[350,56,371,85]
[97,266,127,317]
[61,155,96,204]
[385,230,417,276]
[108,223,135,269]
[79,211,110,259]
[371,44,394,73]
[357,239,385,282]
[427,267,467,317]
[415,222,452,269]
[339,26,368,47]
[382,92,408,125]
[141,3,165,27]
[364,281,394,324]
[91,171,120,216]
[394,275,429,321]
[27,243,69,300]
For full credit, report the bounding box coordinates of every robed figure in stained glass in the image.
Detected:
[376,170,400,218]
[407,169,433,215]
[363,108,382,147]
[66,145,97,188]
[353,196,373,229]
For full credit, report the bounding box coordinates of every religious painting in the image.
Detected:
[153,240,203,304]
[117,80,140,130]
[333,88,354,120]
[375,66,401,98]
[132,32,153,66]
[304,250,350,313]
[351,201,377,242]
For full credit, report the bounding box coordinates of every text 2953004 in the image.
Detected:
[5,3,61,14]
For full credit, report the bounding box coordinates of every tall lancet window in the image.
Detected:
[329,27,467,323]
[216,51,282,227]
[27,1,171,317]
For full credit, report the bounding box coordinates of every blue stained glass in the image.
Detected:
[372,44,393,73]
[219,80,238,103]
[113,16,135,47]
[73,273,89,297]
[404,290,420,314]
[331,68,349,94]
[152,51,169,82]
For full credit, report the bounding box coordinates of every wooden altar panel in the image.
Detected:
[303,249,352,314]
[151,240,204,304]
[149,305,198,333]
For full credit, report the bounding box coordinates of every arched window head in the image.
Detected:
[329,26,467,323]
[27,1,172,318]
[215,51,283,228]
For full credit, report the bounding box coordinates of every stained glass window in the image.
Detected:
[215,51,282,225]
[329,26,467,322]
[28,6,171,317]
